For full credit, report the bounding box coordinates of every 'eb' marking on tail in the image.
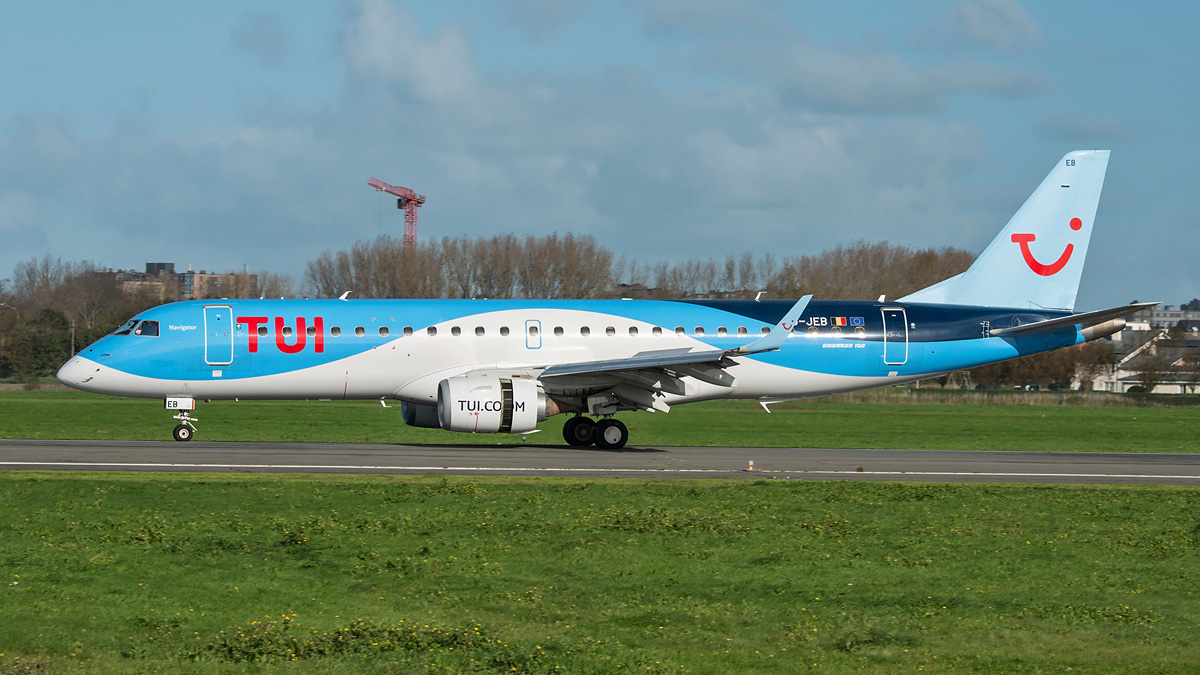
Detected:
[1010,217,1083,276]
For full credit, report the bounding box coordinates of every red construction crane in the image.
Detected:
[368,178,426,245]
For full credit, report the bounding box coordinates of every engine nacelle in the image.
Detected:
[436,377,547,434]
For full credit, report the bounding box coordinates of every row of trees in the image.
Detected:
[305,233,615,300]
[304,234,976,302]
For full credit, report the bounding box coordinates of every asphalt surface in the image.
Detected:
[1,439,1198,485]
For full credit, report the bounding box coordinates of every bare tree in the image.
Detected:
[1127,332,1174,393]
[255,272,297,299]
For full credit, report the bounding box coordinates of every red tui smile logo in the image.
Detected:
[1011,217,1082,276]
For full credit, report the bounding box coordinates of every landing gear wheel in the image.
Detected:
[593,418,628,450]
[563,416,595,447]
[172,424,193,442]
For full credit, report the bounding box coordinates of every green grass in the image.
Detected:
[0,473,1197,673]
[1,390,1197,452]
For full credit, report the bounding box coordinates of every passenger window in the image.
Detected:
[554,326,564,336]
[629,327,638,336]
[761,327,771,335]
[855,326,867,337]
[652,327,663,335]
[331,326,341,337]
[259,326,269,337]
[807,326,819,335]
[717,327,727,336]
[830,326,842,335]
[475,327,485,336]
[694,327,705,336]
[379,326,389,337]
[737,327,748,336]
[452,326,461,336]
[306,326,316,337]
[282,326,293,337]
[580,327,590,336]
[403,326,413,336]
[500,326,510,336]
[606,326,615,336]
[427,326,437,336]
[675,327,685,335]
[355,326,365,337]
[528,325,539,336]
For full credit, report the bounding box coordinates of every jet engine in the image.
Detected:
[438,376,547,433]
[399,377,551,434]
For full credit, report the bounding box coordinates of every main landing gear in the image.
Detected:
[562,414,628,450]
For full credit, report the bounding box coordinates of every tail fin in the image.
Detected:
[900,150,1110,310]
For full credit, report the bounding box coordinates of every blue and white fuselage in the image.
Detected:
[59,298,1082,402]
[57,151,1154,447]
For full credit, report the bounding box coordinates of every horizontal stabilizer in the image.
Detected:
[989,301,1157,337]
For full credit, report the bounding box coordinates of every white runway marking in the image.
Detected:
[1,461,1197,481]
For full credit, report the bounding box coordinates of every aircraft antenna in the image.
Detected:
[367,178,425,245]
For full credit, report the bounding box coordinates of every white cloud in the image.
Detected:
[950,0,1040,52]
[341,0,481,107]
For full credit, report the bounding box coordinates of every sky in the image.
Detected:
[1,0,1197,310]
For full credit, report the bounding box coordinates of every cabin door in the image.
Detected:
[881,308,908,366]
[204,305,234,365]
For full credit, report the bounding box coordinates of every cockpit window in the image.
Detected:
[111,319,138,336]
[133,320,159,337]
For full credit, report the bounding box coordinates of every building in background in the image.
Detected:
[108,263,257,302]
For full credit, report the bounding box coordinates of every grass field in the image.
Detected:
[2,392,1197,672]
[1,473,1197,673]
[1,390,1197,452]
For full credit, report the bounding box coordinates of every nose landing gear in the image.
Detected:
[172,411,197,442]
[166,397,197,442]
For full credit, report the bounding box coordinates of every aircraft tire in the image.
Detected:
[172,424,193,442]
[593,418,628,450]
[563,416,595,446]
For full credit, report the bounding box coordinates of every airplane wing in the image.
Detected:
[988,301,1157,337]
[523,296,813,411]
[539,295,813,378]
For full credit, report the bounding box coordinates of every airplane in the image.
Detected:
[57,150,1154,449]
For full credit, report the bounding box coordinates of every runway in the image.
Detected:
[1,439,1198,485]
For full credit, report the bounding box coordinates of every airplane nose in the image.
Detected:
[57,356,100,390]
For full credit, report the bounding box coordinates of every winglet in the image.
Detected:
[732,295,812,355]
